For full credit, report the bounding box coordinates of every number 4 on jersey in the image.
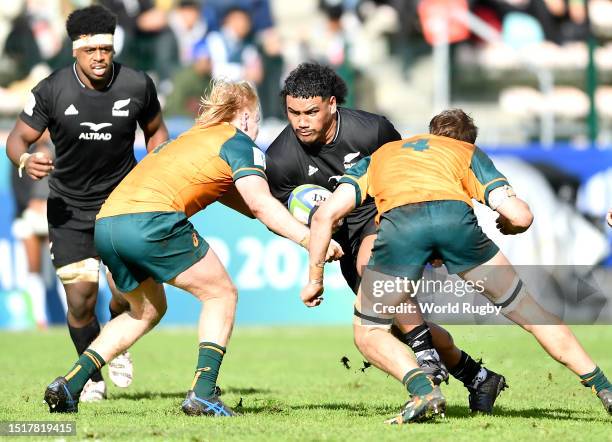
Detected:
[402,139,430,152]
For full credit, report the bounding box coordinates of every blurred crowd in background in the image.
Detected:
[2,0,612,330]
[1,0,612,142]
[2,1,612,225]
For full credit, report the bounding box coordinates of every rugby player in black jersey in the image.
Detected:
[265,63,506,413]
[5,5,168,402]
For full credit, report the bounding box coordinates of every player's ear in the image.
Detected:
[241,112,249,132]
[329,96,337,114]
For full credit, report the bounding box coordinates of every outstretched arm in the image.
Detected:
[301,183,358,307]
[234,175,344,260]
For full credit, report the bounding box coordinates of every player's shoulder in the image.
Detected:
[266,124,298,156]
[113,63,151,90]
[338,107,399,147]
[33,65,73,91]
[218,124,256,152]
[338,107,388,128]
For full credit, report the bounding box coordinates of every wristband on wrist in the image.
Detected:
[299,234,309,249]
[18,153,31,178]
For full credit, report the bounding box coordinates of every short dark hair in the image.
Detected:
[223,6,251,21]
[66,5,117,41]
[281,62,347,106]
[429,109,478,144]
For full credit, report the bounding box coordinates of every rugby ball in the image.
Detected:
[288,184,332,225]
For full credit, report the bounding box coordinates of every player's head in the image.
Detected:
[222,7,252,40]
[429,109,478,144]
[66,5,117,84]
[197,79,261,141]
[281,62,347,145]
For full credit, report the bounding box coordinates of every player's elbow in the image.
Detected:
[518,210,534,230]
[512,201,534,230]
[247,195,269,221]
[249,203,265,220]
[5,130,20,161]
[505,205,533,234]
[498,198,533,232]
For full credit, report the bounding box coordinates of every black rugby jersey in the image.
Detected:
[265,107,401,228]
[19,62,160,210]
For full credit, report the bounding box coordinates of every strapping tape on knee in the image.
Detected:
[353,307,394,328]
[493,276,527,314]
[56,258,100,284]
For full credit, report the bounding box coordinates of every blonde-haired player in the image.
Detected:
[44,79,342,416]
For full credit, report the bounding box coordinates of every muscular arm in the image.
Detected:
[141,112,168,153]
[302,184,357,306]
[234,175,343,259]
[235,174,311,244]
[6,119,53,180]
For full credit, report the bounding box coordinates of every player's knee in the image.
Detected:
[133,299,167,328]
[146,303,167,328]
[198,279,238,305]
[227,283,238,303]
[353,320,389,353]
[352,306,393,352]
[64,284,98,320]
[353,324,369,352]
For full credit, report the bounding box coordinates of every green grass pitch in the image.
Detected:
[1,325,610,441]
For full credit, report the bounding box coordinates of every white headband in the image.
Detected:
[72,34,114,50]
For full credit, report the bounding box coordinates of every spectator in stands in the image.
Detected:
[307,1,357,106]
[168,0,207,67]
[0,0,42,87]
[100,0,179,93]
[472,0,589,43]
[0,0,52,115]
[201,0,283,118]
[164,43,212,117]
[198,7,263,84]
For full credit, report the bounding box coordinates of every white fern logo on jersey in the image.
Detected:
[328,175,342,187]
[64,104,79,116]
[112,98,130,117]
[343,152,360,169]
[308,165,319,176]
[79,122,113,140]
